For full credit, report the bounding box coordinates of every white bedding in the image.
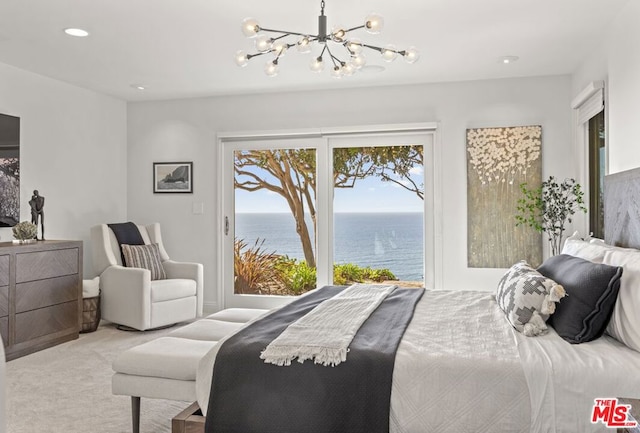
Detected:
[517,327,640,433]
[196,289,640,433]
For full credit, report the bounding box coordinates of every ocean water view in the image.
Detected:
[235,212,424,281]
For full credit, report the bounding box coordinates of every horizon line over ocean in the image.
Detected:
[235,212,424,281]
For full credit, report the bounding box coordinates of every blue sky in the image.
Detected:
[235,164,424,213]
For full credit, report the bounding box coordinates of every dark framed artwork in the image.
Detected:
[466,125,542,268]
[0,113,20,227]
[153,162,193,193]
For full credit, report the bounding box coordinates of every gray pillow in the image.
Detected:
[496,261,565,336]
[121,243,167,280]
[537,254,622,344]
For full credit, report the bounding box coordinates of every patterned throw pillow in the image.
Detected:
[121,243,167,280]
[495,261,565,336]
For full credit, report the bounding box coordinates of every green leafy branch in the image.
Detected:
[515,176,587,256]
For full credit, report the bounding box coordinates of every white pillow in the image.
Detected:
[602,249,640,352]
[82,276,100,298]
[562,237,609,263]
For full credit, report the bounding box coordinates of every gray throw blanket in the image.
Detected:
[205,285,424,433]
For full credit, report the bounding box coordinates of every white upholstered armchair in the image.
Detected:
[90,223,203,331]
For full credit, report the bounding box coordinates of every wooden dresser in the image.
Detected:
[0,240,83,361]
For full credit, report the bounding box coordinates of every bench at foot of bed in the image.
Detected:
[112,308,268,433]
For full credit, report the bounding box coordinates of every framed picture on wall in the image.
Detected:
[153,162,193,193]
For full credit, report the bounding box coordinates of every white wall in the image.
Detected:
[572,0,640,174]
[607,0,640,173]
[0,62,127,276]
[128,75,573,311]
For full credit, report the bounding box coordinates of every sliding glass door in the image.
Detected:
[331,139,425,288]
[222,137,324,309]
[221,132,434,309]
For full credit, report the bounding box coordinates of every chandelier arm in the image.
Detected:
[359,43,403,55]
[324,44,343,67]
[271,34,292,42]
[259,27,312,38]
[246,51,270,60]
[359,43,383,53]
[344,25,366,33]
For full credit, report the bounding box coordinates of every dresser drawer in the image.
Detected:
[0,285,8,317]
[0,254,8,286]
[14,301,78,344]
[16,274,79,313]
[16,248,79,283]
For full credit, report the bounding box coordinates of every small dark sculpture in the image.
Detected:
[29,190,45,240]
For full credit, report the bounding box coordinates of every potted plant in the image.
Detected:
[12,221,37,244]
[515,176,587,256]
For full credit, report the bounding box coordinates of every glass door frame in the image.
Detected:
[328,133,435,291]
[219,125,438,310]
[221,136,327,310]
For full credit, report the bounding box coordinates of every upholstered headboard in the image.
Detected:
[604,167,640,249]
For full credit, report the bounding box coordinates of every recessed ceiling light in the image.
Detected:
[500,55,519,64]
[130,84,146,91]
[64,28,89,37]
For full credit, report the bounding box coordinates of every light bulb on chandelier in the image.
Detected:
[310,56,325,73]
[264,60,279,77]
[234,0,418,77]
[254,34,273,53]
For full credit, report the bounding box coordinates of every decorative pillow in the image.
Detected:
[602,249,640,352]
[496,261,566,337]
[121,243,167,280]
[562,232,609,263]
[537,254,622,344]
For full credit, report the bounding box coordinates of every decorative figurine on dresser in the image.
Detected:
[28,189,45,240]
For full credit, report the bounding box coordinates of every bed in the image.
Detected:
[194,168,640,433]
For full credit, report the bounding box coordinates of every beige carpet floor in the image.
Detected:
[6,322,193,433]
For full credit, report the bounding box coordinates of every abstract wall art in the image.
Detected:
[467,125,542,268]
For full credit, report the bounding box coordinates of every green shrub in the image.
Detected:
[288,260,317,294]
[334,263,364,283]
[333,263,396,284]
[234,241,398,295]
[333,268,347,285]
[234,238,283,295]
[362,267,396,282]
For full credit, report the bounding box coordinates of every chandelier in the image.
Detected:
[234,0,419,78]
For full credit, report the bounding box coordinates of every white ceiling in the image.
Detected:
[0,0,628,102]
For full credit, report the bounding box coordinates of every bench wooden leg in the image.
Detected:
[132,396,140,433]
[172,401,205,433]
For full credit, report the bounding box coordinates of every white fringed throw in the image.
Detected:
[260,283,396,367]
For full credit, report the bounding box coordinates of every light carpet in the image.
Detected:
[6,322,193,433]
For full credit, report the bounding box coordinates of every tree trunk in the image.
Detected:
[297,218,316,268]
[288,194,316,268]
